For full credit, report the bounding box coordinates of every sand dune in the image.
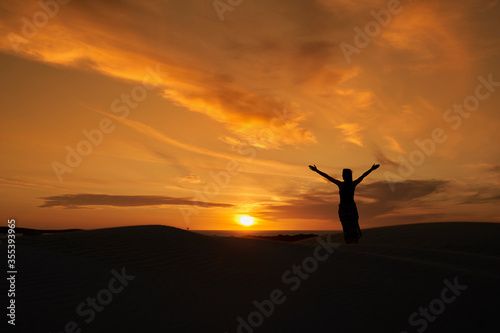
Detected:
[11,222,500,332]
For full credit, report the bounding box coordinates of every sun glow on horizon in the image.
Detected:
[238,215,255,227]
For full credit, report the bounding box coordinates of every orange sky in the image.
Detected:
[1,0,500,230]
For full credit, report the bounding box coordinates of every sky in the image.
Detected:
[1,0,500,230]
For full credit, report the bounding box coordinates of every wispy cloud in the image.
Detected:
[93,108,299,170]
[461,193,500,205]
[383,135,405,154]
[177,174,202,184]
[0,177,55,191]
[336,123,364,146]
[371,145,399,167]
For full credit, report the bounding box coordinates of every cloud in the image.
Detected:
[177,174,202,184]
[360,180,447,204]
[336,123,364,146]
[379,1,472,73]
[255,190,338,221]
[91,107,298,170]
[371,145,399,167]
[39,194,233,209]
[457,168,500,203]
[481,164,500,174]
[464,163,500,185]
[383,135,405,154]
[461,193,500,205]
[0,177,55,191]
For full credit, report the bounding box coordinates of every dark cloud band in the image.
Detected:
[39,194,232,209]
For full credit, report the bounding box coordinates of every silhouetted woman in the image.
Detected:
[309,164,380,244]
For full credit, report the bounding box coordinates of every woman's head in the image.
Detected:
[342,168,353,182]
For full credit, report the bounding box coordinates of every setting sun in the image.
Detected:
[239,215,255,227]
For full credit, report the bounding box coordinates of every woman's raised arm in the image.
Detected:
[354,164,380,185]
[309,165,341,186]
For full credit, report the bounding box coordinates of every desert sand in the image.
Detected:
[10,222,500,332]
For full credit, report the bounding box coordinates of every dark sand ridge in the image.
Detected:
[11,222,500,332]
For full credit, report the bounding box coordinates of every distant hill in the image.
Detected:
[0,227,82,235]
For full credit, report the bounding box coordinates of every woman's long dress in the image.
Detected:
[338,182,362,244]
